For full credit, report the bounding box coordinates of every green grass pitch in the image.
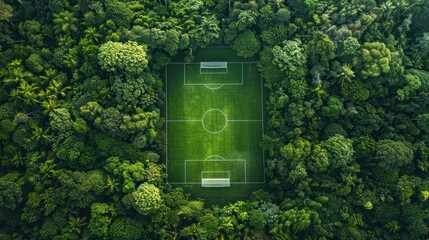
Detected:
[164,48,266,201]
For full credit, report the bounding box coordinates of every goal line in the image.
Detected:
[184,159,247,183]
[184,62,244,85]
[200,62,228,74]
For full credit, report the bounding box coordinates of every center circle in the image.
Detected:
[202,109,227,134]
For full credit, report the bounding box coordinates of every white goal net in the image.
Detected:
[201,171,230,187]
[201,178,230,187]
[200,62,228,74]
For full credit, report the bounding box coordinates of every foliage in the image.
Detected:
[1,0,429,239]
[132,183,162,215]
[88,203,117,238]
[232,29,261,58]
[104,157,145,193]
[321,134,354,168]
[272,40,307,79]
[98,41,148,75]
[109,217,144,240]
[375,140,413,169]
[353,42,391,79]
[0,180,22,209]
[280,137,311,162]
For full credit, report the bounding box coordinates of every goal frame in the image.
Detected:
[201,178,230,187]
[200,62,228,74]
[201,171,231,187]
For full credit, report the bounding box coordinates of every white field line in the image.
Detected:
[183,62,244,85]
[167,119,262,122]
[185,159,246,162]
[244,161,247,182]
[169,62,257,64]
[184,83,243,86]
[241,62,244,85]
[184,159,246,183]
[201,171,230,178]
[169,182,265,185]
[165,64,168,181]
[167,62,266,184]
[261,76,266,183]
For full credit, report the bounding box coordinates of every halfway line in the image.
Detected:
[167,119,263,122]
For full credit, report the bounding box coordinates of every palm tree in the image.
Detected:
[11,153,25,167]
[336,64,355,87]
[68,216,87,235]
[17,81,40,105]
[385,220,401,233]
[38,79,70,102]
[9,88,21,103]
[41,96,60,115]
[105,175,120,194]
[53,11,78,35]
[31,125,50,145]
[57,34,74,47]
[3,60,34,85]
[39,68,60,86]
[84,27,102,43]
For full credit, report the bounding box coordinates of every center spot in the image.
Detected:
[202,109,227,134]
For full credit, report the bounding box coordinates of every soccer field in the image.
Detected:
[165,49,265,199]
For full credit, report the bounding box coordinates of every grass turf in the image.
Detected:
[165,48,266,202]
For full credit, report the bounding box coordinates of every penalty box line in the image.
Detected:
[182,62,246,85]
[167,119,263,122]
[184,159,247,184]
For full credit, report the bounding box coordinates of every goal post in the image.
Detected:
[200,62,228,74]
[201,171,230,187]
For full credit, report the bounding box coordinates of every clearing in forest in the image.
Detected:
[165,48,265,199]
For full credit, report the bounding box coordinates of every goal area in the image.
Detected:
[200,62,228,74]
[201,171,230,187]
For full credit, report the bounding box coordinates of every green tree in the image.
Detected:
[132,183,162,215]
[192,15,220,47]
[196,213,220,239]
[105,0,133,28]
[353,42,391,79]
[307,31,335,64]
[109,217,144,240]
[261,24,288,46]
[417,113,429,133]
[235,10,257,31]
[88,203,117,238]
[280,137,311,162]
[340,37,360,57]
[272,40,307,79]
[375,140,413,169]
[25,53,44,73]
[397,73,421,101]
[0,0,13,21]
[104,157,145,193]
[0,180,22,209]
[414,32,429,58]
[306,144,329,173]
[232,29,261,58]
[98,41,148,75]
[321,134,354,168]
[273,208,319,238]
[52,11,78,35]
[321,97,344,119]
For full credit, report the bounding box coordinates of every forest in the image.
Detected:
[1,0,429,239]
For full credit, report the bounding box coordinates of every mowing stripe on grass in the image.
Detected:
[165,49,266,199]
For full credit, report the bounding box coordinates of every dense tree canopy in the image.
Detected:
[1,0,429,239]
